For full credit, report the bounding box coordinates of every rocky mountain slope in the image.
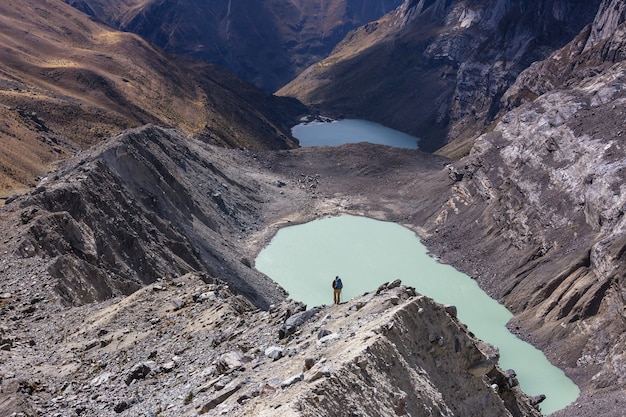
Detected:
[3,125,291,310]
[63,0,403,92]
[0,270,542,417]
[419,0,626,414]
[2,113,625,415]
[278,0,602,152]
[0,0,303,199]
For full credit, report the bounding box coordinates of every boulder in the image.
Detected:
[279,307,322,339]
[125,362,154,386]
[264,346,284,360]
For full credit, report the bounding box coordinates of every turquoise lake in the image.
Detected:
[292,118,419,149]
[255,215,579,415]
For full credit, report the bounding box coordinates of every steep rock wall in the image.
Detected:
[432,41,626,402]
[504,0,626,108]
[406,6,626,412]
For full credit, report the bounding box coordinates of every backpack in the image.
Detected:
[334,278,343,290]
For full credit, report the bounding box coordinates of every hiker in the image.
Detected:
[332,275,343,304]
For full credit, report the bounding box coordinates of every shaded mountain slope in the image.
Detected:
[64,0,404,92]
[278,0,601,152]
[0,0,304,199]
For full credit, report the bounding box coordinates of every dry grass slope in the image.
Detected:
[0,0,303,199]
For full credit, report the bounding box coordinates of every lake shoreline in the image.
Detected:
[292,117,420,149]
[256,214,579,415]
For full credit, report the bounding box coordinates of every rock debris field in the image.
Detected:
[0,272,541,416]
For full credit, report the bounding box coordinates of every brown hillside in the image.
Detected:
[0,0,304,199]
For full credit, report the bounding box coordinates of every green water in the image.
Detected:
[255,214,579,415]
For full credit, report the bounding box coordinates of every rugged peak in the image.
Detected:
[395,0,450,24]
[502,0,626,110]
[585,0,626,50]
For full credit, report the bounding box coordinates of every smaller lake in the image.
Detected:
[292,118,419,149]
[256,215,579,415]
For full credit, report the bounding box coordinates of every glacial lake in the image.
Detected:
[292,118,419,149]
[255,215,579,415]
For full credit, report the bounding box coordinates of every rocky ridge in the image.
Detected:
[4,125,294,310]
[0,272,541,417]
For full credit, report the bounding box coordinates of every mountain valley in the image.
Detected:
[279,0,603,152]
[63,0,404,92]
[1,0,626,416]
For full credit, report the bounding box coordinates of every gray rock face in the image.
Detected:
[426,3,626,407]
[585,0,626,50]
[504,0,626,110]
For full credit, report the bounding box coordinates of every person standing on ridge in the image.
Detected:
[332,275,343,304]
